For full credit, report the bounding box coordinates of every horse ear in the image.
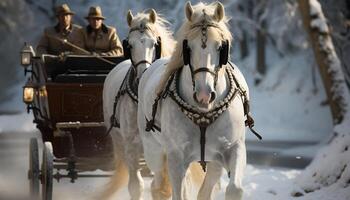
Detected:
[185,1,193,22]
[214,2,225,22]
[149,9,157,24]
[127,10,133,27]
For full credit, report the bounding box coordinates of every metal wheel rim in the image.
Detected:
[29,137,40,198]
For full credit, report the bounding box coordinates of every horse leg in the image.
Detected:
[144,140,172,200]
[167,150,188,200]
[197,162,222,200]
[151,154,172,200]
[225,141,246,200]
[124,136,144,200]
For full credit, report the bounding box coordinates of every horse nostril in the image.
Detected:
[209,91,216,103]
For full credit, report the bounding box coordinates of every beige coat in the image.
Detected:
[36,24,82,56]
[80,24,123,56]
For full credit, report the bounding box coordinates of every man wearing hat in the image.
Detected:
[79,6,123,56]
[36,4,82,56]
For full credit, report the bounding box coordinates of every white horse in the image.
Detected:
[138,2,250,200]
[102,9,175,200]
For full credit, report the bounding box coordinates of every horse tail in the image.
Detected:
[188,162,205,188]
[99,145,129,199]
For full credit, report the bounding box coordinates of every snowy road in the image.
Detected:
[0,129,307,200]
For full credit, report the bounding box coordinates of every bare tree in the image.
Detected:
[254,0,268,84]
[237,3,249,59]
[319,0,350,91]
[298,0,349,124]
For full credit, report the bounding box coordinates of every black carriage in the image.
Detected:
[20,44,126,200]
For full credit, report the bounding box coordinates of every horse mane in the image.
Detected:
[129,11,176,57]
[166,2,232,74]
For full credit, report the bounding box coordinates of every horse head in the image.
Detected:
[181,2,232,109]
[124,9,174,84]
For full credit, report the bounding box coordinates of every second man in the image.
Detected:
[80,6,123,56]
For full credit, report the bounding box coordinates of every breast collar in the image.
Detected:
[169,65,238,127]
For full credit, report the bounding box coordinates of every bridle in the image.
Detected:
[106,24,162,136]
[123,24,162,70]
[182,20,229,90]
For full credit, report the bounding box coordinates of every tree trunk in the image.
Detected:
[240,30,248,59]
[298,0,349,124]
[256,20,266,76]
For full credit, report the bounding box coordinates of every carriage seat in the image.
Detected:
[42,55,126,81]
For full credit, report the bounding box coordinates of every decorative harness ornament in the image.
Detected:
[146,63,261,172]
[169,66,238,126]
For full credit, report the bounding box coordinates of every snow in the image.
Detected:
[311,18,329,33]
[295,138,350,199]
[0,134,306,200]
[297,133,350,188]
[294,107,350,200]
[0,109,344,200]
[1,137,347,200]
[237,45,332,143]
[309,0,329,34]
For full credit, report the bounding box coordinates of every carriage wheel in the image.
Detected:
[28,137,40,198]
[41,142,53,200]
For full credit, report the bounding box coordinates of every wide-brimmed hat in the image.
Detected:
[55,4,75,16]
[85,6,105,20]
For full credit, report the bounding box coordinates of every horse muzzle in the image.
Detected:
[193,89,216,106]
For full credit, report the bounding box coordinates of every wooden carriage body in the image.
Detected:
[27,55,125,170]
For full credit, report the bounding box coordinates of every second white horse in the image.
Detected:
[102,9,175,200]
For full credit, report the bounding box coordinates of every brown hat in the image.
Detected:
[85,6,105,20]
[55,4,75,16]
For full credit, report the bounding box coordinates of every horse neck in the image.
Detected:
[178,66,230,106]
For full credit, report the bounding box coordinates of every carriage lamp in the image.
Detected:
[23,85,34,104]
[20,43,35,67]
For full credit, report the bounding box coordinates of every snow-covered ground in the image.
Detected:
[0,113,348,200]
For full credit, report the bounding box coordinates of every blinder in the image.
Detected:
[123,37,162,61]
[182,39,229,67]
[123,39,131,59]
[182,39,230,89]
[219,40,229,66]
